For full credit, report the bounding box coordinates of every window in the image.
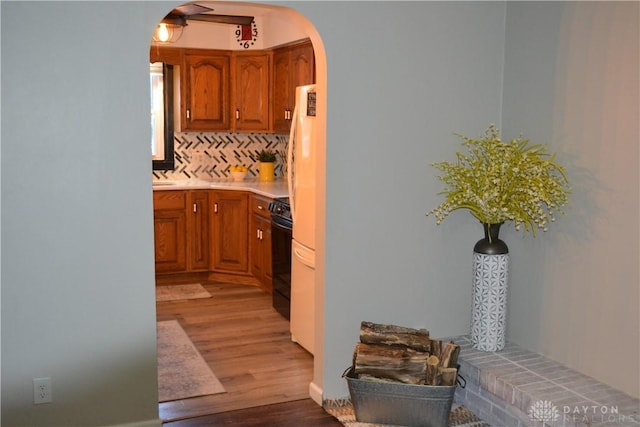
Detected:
[150,62,175,170]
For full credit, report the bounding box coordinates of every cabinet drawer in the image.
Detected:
[251,195,272,219]
[153,190,186,210]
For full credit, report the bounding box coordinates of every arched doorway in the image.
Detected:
[149,1,327,421]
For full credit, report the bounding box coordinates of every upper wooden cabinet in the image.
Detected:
[181,50,271,132]
[150,42,313,134]
[234,51,271,132]
[182,51,232,132]
[272,40,315,134]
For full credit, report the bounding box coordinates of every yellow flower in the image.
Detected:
[426,125,570,236]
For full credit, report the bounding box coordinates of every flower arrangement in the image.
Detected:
[427,124,570,236]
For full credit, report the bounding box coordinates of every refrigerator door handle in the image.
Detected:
[287,101,299,224]
[293,241,315,269]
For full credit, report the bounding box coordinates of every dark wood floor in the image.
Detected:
[157,281,342,426]
[163,399,342,426]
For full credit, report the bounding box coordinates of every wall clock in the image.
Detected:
[236,21,258,49]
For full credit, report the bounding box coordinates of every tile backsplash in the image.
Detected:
[152,132,288,181]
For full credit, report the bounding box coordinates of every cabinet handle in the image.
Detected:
[258,205,264,210]
[186,109,190,119]
[257,229,260,239]
[214,203,218,214]
[259,229,263,240]
[236,109,240,120]
[193,203,197,213]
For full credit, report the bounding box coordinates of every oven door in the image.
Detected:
[271,216,292,319]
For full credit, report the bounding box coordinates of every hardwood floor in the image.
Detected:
[163,399,343,426]
[157,281,340,425]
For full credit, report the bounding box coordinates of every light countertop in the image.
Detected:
[152,178,289,199]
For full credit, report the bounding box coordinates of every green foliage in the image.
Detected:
[258,149,277,162]
[427,125,570,236]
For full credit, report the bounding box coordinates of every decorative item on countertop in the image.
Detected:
[257,149,276,182]
[427,124,570,352]
[229,165,248,181]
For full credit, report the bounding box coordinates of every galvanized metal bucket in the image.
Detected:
[344,368,456,427]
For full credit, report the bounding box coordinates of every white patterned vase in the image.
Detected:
[471,223,509,352]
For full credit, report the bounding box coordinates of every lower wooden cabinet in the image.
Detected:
[250,195,273,291]
[153,191,188,273]
[154,189,273,286]
[210,191,249,273]
[153,190,210,274]
[189,191,210,271]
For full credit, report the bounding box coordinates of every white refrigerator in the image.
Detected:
[287,84,317,355]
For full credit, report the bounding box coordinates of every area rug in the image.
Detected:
[323,399,489,427]
[157,320,226,402]
[156,284,211,302]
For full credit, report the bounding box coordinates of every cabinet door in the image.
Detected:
[182,53,231,131]
[272,49,291,134]
[153,191,187,273]
[234,53,271,131]
[211,191,249,272]
[188,191,209,271]
[250,214,265,281]
[272,41,315,134]
[262,219,272,285]
[290,42,315,89]
[250,214,273,290]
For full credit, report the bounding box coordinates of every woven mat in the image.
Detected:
[156,283,211,302]
[323,399,489,427]
[157,320,225,402]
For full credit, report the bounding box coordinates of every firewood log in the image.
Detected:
[430,339,442,359]
[359,321,431,352]
[439,367,458,386]
[425,355,440,385]
[439,342,460,368]
[353,342,430,384]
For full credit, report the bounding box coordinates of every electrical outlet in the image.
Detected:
[33,377,52,404]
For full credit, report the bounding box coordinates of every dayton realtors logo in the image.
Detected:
[528,400,560,423]
[529,400,639,425]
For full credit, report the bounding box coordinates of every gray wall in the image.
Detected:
[1,1,637,426]
[1,2,167,426]
[501,1,639,397]
[294,1,508,398]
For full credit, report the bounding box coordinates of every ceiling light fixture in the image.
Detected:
[153,22,185,43]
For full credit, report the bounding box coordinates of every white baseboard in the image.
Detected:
[309,380,323,405]
[107,418,162,427]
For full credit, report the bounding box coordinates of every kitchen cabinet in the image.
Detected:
[153,190,210,274]
[272,40,315,134]
[234,52,271,132]
[182,51,231,131]
[189,190,210,271]
[181,49,271,132]
[211,191,249,273]
[250,195,273,291]
[153,191,187,273]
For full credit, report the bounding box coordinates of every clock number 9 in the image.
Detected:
[235,29,242,37]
